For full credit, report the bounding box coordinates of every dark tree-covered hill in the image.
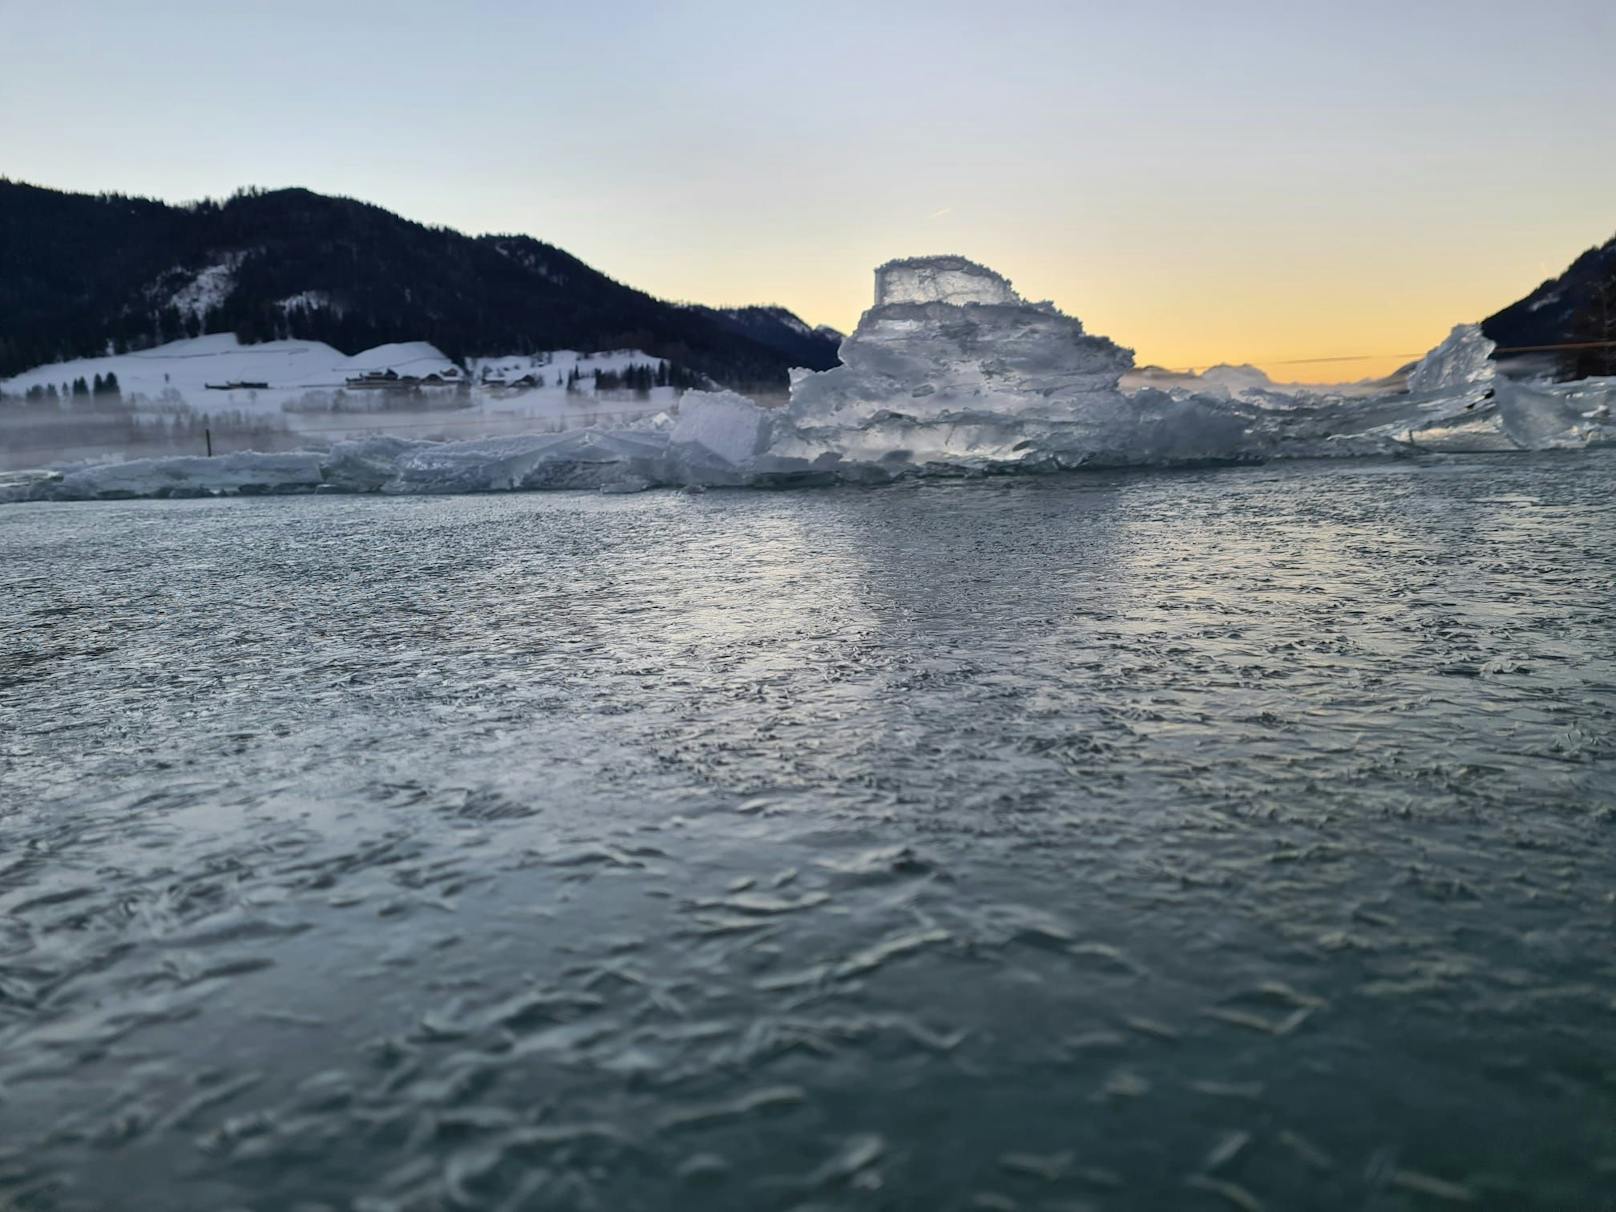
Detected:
[1482,232,1616,379]
[683,305,844,373]
[0,180,842,389]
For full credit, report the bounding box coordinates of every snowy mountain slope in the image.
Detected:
[0,180,840,391]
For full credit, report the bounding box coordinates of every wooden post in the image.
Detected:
[204,426,213,457]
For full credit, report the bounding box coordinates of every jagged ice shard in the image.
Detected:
[4,255,1612,503]
[1406,323,1497,394]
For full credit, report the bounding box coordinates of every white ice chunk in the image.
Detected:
[668,390,773,469]
[1494,377,1614,450]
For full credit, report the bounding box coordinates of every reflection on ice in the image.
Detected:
[4,255,1613,503]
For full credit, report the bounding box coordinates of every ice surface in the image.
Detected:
[7,459,1613,1210]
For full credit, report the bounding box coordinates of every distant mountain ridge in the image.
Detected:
[0,180,842,389]
[685,304,845,372]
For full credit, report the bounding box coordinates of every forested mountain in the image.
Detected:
[1482,232,1616,379]
[0,181,842,389]
[683,305,844,372]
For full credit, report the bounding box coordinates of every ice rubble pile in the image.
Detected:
[4,256,1611,503]
[773,256,1253,472]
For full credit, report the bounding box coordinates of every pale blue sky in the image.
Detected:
[3,0,1614,374]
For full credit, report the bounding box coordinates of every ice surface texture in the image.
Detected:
[6,257,1613,502]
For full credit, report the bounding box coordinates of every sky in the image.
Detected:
[3,0,1615,379]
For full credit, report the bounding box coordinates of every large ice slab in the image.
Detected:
[668,390,773,472]
[48,451,327,499]
[874,256,1021,307]
[1495,376,1614,450]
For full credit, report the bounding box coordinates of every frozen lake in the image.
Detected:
[2,454,1614,1210]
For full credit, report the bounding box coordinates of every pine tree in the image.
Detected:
[1565,268,1616,380]
[103,370,120,397]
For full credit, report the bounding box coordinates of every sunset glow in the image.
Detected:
[4,0,1612,380]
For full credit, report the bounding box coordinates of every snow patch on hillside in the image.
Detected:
[167,253,246,321]
[278,290,340,314]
